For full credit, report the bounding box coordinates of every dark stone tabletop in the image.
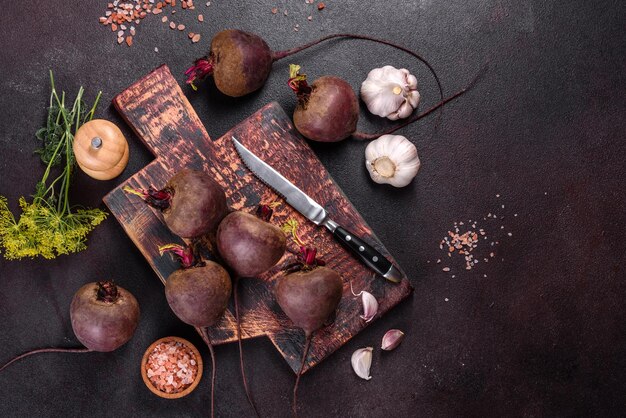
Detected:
[0,1,624,417]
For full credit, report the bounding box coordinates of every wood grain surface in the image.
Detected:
[104,65,413,373]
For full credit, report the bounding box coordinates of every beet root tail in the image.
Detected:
[0,347,92,373]
[292,335,313,418]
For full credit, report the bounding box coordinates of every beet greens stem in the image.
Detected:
[0,347,93,373]
[233,277,261,418]
[199,328,216,418]
[293,335,313,418]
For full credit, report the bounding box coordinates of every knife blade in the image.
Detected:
[231,136,402,283]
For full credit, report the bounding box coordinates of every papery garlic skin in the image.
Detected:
[360,65,420,120]
[351,347,373,380]
[365,135,420,187]
[359,291,378,322]
[381,329,405,351]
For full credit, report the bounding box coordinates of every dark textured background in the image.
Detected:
[0,1,625,417]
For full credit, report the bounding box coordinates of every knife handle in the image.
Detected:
[332,226,402,283]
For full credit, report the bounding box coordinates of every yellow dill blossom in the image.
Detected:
[0,72,106,260]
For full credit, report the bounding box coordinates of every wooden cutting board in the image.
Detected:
[103,65,413,373]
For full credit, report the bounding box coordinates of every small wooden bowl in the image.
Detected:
[141,336,203,399]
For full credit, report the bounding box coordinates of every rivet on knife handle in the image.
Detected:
[331,225,401,283]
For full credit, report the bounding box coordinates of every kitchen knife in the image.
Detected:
[231,136,402,283]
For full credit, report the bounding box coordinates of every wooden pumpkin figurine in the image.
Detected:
[73,119,129,180]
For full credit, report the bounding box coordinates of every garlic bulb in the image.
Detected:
[365,135,420,187]
[360,65,420,120]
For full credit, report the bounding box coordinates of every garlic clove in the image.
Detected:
[359,291,378,322]
[392,101,415,120]
[350,282,379,322]
[407,89,420,108]
[365,135,421,188]
[351,347,373,380]
[381,329,405,351]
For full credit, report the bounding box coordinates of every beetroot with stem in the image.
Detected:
[289,63,486,142]
[1,281,140,372]
[185,31,443,98]
[124,169,228,240]
[215,206,287,417]
[160,244,231,418]
[289,66,359,143]
[275,247,343,417]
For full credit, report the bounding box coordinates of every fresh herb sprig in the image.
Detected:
[0,71,107,260]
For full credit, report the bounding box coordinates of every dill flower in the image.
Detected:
[0,72,107,260]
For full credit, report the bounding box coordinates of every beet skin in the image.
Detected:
[275,266,343,336]
[216,211,286,277]
[293,76,359,142]
[70,282,140,352]
[211,30,273,97]
[164,169,228,239]
[165,261,232,328]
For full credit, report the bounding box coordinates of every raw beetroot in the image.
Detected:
[185,30,443,99]
[124,169,228,239]
[0,281,140,372]
[186,30,273,97]
[71,281,140,352]
[290,72,359,143]
[161,244,231,329]
[276,265,343,337]
[288,64,485,143]
[215,207,286,417]
[216,210,286,278]
[275,247,343,416]
[160,244,231,418]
